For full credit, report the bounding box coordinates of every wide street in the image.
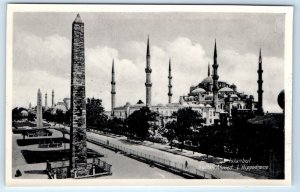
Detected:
[86,131,257,179]
[50,122,266,179]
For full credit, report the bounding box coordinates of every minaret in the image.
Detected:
[111,59,116,116]
[69,14,88,177]
[168,58,173,104]
[257,48,264,115]
[145,35,152,108]
[51,89,54,107]
[212,40,219,109]
[208,63,211,77]
[45,92,48,109]
[29,102,31,109]
[36,89,43,128]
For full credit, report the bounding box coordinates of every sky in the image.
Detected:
[12,12,285,112]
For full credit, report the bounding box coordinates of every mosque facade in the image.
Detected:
[109,38,263,125]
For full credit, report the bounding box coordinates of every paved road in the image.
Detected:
[86,132,255,179]
[52,123,260,179]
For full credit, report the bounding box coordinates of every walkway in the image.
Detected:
[86,130,255,179]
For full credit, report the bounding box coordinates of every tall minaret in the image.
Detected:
[36,89,43,128]
[257,48,264,115]
[51,89,54,107]
[45,92,48,109]
[212,40,219,109]
[70,14,88,177]
[208,62,211,77]
[111,59,116,116]
[168,58,173,104]
[145,35,152,108]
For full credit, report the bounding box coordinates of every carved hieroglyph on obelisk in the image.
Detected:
[69,14,88,177]
[36,89,43,128]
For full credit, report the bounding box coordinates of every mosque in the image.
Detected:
[108,37,264,125]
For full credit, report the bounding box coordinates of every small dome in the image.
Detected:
[219,87,234,92]
[20,110,28,117]
[230,84,237,88]
[201,76,213,85]
[206,104,212,107]
[52,104,67,114]
[192,88,206,94]
[231,94,238,98]
[199,104,205,107]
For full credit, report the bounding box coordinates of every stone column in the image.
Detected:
[69,14,88,178]
[36,89,43,128]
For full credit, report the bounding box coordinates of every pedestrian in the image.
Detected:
[185,160,188,169]
[15,169,22,177]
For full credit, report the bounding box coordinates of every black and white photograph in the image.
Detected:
[6,4,293,186]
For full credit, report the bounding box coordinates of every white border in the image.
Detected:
[5,4,293,186]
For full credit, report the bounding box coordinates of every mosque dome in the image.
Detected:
[20,110,28,117]
[201,76,213,85]
[231,94,238,98]
[230,84,237,88]
[192,88,206,94]
[52,104,67,114]
[219,87,234,92]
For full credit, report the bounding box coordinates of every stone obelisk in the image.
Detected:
[69,14,88,177]
[36,89,43,128]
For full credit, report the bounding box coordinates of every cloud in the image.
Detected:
[14,32,71,77]
[218,50,284,112]
[13,69,70,108]
[13,34,284,113]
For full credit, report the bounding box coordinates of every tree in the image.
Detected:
[173,107,203,151]
[126,107,159,140]
[12,107,27,121]
[107,117,125,134]
[55,109,65,124]
[12,107,22,121]
[43,109,53,122]
[164,120,176,149]
[64,110,71,125]
[27,112,35,122]
[86,98,108,128]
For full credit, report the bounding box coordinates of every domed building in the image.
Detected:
[51,101,68,114]
[20,110,29,117]
[108,39,263,125]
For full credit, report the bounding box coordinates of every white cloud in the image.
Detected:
[13,34,284,113]
[13,69,70,108]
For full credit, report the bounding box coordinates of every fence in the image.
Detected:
[87,134,217,179]
[46,158,112,179]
